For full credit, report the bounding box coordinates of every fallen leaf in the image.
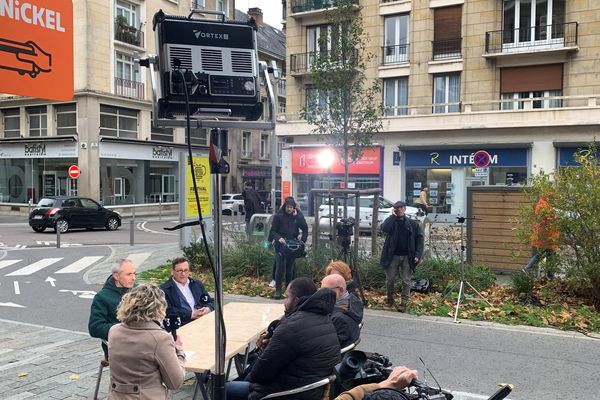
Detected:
[16,371,28,377]
[69,374,80,380]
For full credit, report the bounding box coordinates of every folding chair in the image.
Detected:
[262,375,336,399]
[340,337,361,355]
[92,340,109,400]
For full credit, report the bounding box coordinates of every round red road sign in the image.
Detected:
[68,165,80,179]
[473,150,492,168]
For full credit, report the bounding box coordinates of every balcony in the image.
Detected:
[115,77,145,100]
[114,22,144,48]
[290,0,357,16]
[381,44,410,65]
[290,49,359,75]
[241,150,253,159]
[485,22,578,59]
[432,38,461,61]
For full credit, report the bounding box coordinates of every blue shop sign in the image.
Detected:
[558,147,599,166]
[405,148,528,168]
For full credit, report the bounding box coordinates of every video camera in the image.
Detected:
[336,218,355,249]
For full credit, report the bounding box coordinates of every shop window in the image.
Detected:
[384,14,409,64]
[433,73,460,114]
[56,104,77,136]
[28,106,47,137]
[2,108,20,138]
[384,77,408,116]
[242,131,251,158]
[100,105,138,138]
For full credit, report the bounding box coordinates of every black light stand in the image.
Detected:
[447,216,492,322]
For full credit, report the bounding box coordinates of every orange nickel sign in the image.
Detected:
[0,0,73,101]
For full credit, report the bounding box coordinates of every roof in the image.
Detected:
[234,9,285,60]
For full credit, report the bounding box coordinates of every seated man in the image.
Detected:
[321,273,364,348]
[334,366,418,400]
[226,277,341,400]
[160,257,214,327]
[88,259,136,356]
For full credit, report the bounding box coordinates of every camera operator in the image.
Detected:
[380,201,424,312]
[268,196,308,299]
[335,366,418,400]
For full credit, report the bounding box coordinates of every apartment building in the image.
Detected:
[278,0,600,216]
[0,0,274,206]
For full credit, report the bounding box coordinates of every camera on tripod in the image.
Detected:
[336,218,355,249]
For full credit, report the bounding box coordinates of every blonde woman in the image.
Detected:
[108,284,186,399]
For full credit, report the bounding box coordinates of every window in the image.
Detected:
[2,108,20,138]
[433,6,462,60]
[384,77,408,116]
[501,90,562,110]
[56,104,77,136]
[277,138,285,160]
[242,131,251,158]
[28,106,47,137]
[503,0,566,47]
[260,134,269,159]
[307,25,330,69]
[216,0,227,14]
[151,126,174,142]
[185,128,208,146]
[279,101,286,115]
[116,52,139,82]
[80,198,100,209]
[305,87,329,119]
[191,0,205,9]
[116,0,138,27]
[500,64,563,109]
[384,14,409,64]
[100,105,138,138]
[433,74,460,113]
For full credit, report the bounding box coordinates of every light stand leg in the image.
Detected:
[453,280,465,323]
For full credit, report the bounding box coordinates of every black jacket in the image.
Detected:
[160,277,214,326]
[248,289,341,400]
[331,292,364,348]
[242,189,264,223]
[268,208,309,249]
[380,215,424,270]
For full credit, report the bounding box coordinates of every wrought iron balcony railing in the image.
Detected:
[432,38,462,60]
[114,22,144,47]
[381,44,409,65]
[115,77,145,100]
[485,22,578,54]
[290,0,357,14]
[290,49,359,74]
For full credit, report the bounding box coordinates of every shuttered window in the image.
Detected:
[501,64,563,93]
[433,6,462,59]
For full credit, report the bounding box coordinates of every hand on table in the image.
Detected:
[192,307,211,319]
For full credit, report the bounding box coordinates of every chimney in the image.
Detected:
[247,7,264,28]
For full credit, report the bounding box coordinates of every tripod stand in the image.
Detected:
[336,235,367,306]
[445,216,492,322]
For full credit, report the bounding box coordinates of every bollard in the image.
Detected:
[159,195,162,220]
[56,227,61,248]
[129,220,134,246]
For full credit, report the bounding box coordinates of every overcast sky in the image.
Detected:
[235,0,283,29]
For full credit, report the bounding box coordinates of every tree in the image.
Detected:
[517,143,600,307]
[301,0,383,192]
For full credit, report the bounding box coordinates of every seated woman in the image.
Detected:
[325,260,359,297]
[107,283,186,399]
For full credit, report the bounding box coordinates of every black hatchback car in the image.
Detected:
[28,197,122,233]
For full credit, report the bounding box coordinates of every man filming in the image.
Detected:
[335,366,418,400]
[380,201,424,312]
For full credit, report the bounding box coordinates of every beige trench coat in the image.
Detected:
[107,321,186,399]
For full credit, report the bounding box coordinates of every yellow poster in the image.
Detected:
[186,156,211,218]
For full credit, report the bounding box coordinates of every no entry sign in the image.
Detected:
[473,150,492,168]
[68,165,80,179]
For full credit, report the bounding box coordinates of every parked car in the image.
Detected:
[318,195,423,234]
[28,197,121,233]
[221,193,245,215]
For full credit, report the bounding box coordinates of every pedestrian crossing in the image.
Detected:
[0,253,152,277]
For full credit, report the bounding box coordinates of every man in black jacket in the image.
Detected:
[226,277,341,400]
[380,201,424,312]
[242,185,264,235]
[268,196,309,299]
[321,273,363,348]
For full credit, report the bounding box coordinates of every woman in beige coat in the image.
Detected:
[107,283,186,399]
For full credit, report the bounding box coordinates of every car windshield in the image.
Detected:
[221,195,231,201]
[36,198,56,207]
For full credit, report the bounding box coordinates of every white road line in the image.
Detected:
[14,281,20,295]
[6,257,63,276]
[55,256,104,274]
[0,259,21,270]
[126,253,152,268]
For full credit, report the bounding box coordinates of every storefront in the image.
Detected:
[556,144,598,167]
[289,146,383,214]
[402,147,529,215]
[240,166,281,192]
[0,140,78,203]
[99,140,192,205]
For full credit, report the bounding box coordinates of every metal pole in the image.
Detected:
[263,62,277,215]
[56,227,60,249]
[159,194,162,220]
[129,220,134,246]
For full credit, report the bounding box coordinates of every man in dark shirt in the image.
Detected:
[321,273,363,348]
[380,201,424,312]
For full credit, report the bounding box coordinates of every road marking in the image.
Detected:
[0,302,26,308]
[0,259,21,270]
[59,289,97,299]
[55,256,104,274]
[138,221,177,236]
[45,277,56,287]
[6,257,63,276]
[450,391,512,400]
[14,281,20,295]
[126,252,152,268]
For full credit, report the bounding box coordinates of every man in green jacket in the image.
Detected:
[88,259,136,345]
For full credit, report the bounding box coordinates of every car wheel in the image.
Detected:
[106,217,119,231]
[55,218,69,233]
[32,226,46,233]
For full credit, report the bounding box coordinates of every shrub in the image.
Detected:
[221,233,275,278]
[511,271,535,295]
[414,258,460,289]
[464,263,496,291]
[183,240,212,274]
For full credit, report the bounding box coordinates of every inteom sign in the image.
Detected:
[0,0,73,100]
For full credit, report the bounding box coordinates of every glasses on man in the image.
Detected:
[174,269,190,274]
